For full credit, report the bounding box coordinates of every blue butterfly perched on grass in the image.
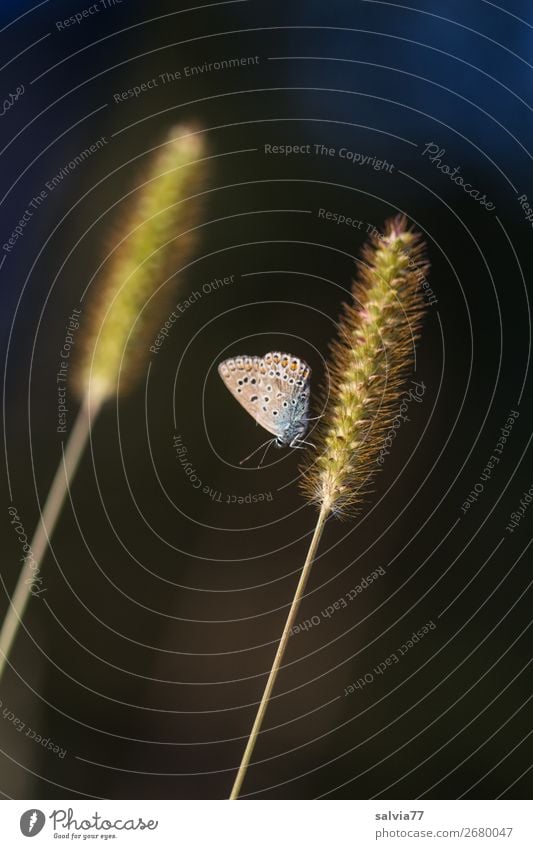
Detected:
[218,351,314,465]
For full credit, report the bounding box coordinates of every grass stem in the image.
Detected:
[229,499,330,799]
[0,392,103,683]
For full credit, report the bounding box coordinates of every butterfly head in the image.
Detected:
[275,417,309,448]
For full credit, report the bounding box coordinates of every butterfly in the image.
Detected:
[218,351,313,464]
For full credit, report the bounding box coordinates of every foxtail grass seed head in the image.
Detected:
[74,125,206,402]
[303,215,429,515]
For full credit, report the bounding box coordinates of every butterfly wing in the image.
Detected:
[218,352,311,441]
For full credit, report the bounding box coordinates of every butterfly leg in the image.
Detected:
[257,439,276,468]
[239,437,276,466]
[290,436,315,449]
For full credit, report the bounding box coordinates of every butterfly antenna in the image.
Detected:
[239,438,275,466]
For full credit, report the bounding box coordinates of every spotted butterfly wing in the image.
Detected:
[218,352,311,445]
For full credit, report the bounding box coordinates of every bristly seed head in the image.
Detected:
[73,125,206,403]
[302,215,429,515]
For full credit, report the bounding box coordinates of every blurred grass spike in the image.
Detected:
[0,125,207,683]
[75,124,207,402]
[229,215,429,799]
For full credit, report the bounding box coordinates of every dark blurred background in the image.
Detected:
[1,0,532,800]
